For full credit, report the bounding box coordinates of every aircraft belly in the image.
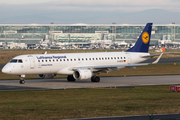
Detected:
[57,69,73,75]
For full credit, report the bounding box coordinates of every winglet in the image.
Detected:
[152,53,163,64]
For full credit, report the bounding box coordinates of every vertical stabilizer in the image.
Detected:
[126,23,153,53]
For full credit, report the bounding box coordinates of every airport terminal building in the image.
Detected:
[0,23,179,46]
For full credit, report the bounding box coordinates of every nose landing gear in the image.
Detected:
[19,75,25,84]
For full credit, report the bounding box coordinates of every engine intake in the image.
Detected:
[73,69,93,80]
[38,74,56,79]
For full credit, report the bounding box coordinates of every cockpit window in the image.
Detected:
[9,59,18,63]
[18,59,23,63]
[9,59,23,63]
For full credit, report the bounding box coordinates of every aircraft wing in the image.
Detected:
[72,63,149,71]
[71,53,163,72]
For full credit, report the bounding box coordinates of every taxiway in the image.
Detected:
[0,75,179,91]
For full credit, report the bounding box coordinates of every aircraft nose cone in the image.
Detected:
[2,64,11,74]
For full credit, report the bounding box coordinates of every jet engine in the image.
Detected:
[73,69,93,80]
[38,74,56,79]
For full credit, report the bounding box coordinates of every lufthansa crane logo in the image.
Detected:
[142,32,149,44]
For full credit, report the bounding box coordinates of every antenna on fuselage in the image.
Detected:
[44,51,47,54]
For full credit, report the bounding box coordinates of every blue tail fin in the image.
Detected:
[126,23,153,53]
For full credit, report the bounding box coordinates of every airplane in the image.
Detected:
[2,23,163,84]
[155,47,165,52]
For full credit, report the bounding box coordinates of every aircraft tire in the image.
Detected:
[91,76,100,82]
[67,75,76,82]
[19,80,25,84]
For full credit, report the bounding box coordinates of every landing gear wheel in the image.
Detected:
[19,76,25,84]
[19,75,26,84]
[19,80,25,84]
[67,75,76,82]
[91,76,100,82]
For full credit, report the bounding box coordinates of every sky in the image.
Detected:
[0,0,180,24]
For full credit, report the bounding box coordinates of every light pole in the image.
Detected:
[172,22,175,41]
[112,22,116,43]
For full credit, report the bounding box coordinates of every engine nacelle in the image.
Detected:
[73,69,93,80]
[38,74,56,79]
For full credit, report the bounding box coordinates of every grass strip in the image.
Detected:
[0,86,180,120]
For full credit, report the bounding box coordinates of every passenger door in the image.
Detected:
[28,56,35,69]
[125,53,131,64]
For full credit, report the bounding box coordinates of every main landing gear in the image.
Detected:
[19,75,25,84]
[67,75,100,82]
[67,75,76,82]
[91,76,100,82]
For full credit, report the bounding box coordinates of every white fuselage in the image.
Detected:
[2,52,150,75]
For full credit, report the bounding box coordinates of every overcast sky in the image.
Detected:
[0,0,180,12]
[0,0,180,24]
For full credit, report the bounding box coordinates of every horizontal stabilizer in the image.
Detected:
[141,53,161,58]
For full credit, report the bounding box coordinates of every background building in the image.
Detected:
[0,23,179,48]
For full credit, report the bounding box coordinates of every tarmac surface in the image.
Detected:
[0,75,180,91]
[63,113,180,120]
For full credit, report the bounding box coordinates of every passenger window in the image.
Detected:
[49,60,51,62]
[114,57,116,59]
[111,57,113,59]
[86,58,88,60]
[102,58,104,60]
[117,57,119,59]
[46,60,47,62]
[38,60,40,62]
[71,59,72,61]
[99,58,101,60]
[96,58,98,60]
[60,59,62,61]
[105,57,107,60]
[121,57,122,59]
[92,58,94,60]
[64,59,66,61]
[124,57,126,59]
[56,59,58,62]
[89,58,91,60]
[42,60,44,62]
[67,59,69,61]
[82,58,84,61]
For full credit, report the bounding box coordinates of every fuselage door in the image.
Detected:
[126,53,131,64]
[28,56,35,69]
